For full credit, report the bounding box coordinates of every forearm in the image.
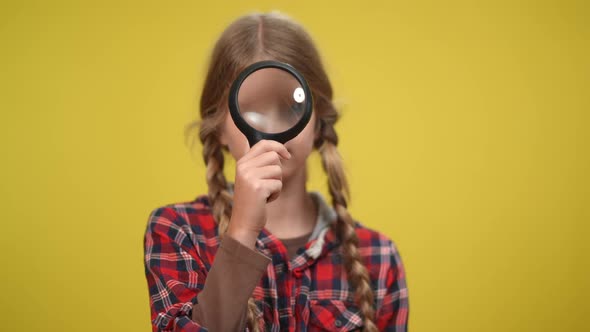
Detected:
[191,234,270,331]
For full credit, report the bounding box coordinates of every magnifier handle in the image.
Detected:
[247,133,263,147]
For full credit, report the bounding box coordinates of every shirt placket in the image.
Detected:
[256,232,296,331]
[291,257,313,331]
[256,229,332,331]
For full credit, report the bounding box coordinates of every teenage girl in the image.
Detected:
[144,12,409,332]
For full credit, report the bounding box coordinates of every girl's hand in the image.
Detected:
[226,140,291,249]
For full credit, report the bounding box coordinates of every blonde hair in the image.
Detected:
[185,12,377,331]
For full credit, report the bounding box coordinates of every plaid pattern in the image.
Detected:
[144,195,409,331]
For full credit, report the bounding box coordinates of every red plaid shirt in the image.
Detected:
[144,195,409,331]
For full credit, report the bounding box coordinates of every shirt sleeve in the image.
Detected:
[144,207,207,331]
[377,240,410,332]
[144,206,271,332]
[192,234,271,331]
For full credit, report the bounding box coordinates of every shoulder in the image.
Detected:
[351,223,409,322]
[352,221,401,254]
[145,195,218,242]
[351,221,405,274]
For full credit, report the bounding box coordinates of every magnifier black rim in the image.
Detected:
[228,60,313,146]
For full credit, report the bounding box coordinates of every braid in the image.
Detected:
[198,114,261,332]
[246,298,261,331]
[318,120,378,332]
[200,123,233,237]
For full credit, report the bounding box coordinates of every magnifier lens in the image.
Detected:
[237,68,306,134]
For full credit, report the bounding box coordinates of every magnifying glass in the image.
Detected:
[228,60,313,147]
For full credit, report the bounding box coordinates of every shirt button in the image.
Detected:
[334,319,342,327]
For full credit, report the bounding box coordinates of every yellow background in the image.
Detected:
[1,0,588,331]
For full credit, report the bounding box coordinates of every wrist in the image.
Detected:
[225,222,260,250]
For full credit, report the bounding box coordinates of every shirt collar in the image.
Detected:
[254,191,338,260]
[308,191,337,241]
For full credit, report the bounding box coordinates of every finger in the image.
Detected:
[251,165,282,181]
[242,140,290,162]
[267,190,280,203]
[261,179,283,199]
[246,151,283,168]
[240,140,291,163]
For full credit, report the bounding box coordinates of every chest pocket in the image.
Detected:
[308,299,364,331]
